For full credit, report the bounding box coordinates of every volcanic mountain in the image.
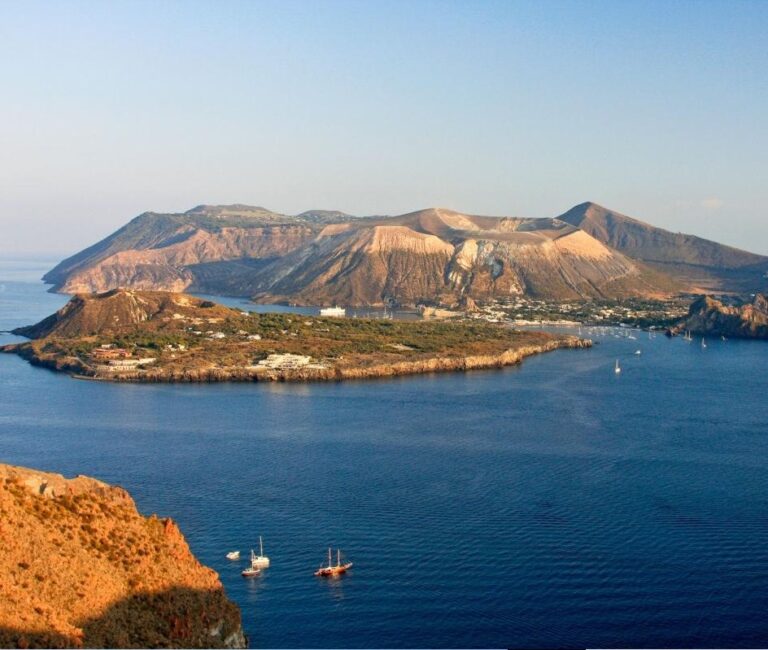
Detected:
[558,202,768,293]
[44,203,768,306]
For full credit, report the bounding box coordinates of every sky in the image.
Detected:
[1,0,767,256]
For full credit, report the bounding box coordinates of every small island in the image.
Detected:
[2,290,591,383]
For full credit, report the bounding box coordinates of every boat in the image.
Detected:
[314,548,353,577]
[614,359,621,374]
[241,548,265,578]
[320,306,346,318]
[226,550,240,560]
[241,565,261,578]
[701,337,707,349]
[251,536,270,568]
[634,349,642,355]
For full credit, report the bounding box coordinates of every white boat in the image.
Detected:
[614,359,621,374]
[241,542,268,578]
[241,564,261,578]
[634,349,642,355]
[226,550,240,560]
[701,337,707,348]
[320,306,346,318]
[251,536,270,568]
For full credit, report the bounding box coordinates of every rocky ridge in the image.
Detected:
[42,201,768,306]
[670,293,768,339]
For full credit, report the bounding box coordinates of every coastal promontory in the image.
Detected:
[1,289,590,383]
[0,463,245,648]
[670,293,768,340]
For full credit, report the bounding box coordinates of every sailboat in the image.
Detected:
[614,359,621,374]
[241,548,264,578]
[241,557,261,578]
[251,536,270,568]
[701,337,707,349]
[314,548,353,577]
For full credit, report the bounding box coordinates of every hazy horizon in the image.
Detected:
[2,0,767,257]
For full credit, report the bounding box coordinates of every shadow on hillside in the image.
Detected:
[0,585,244,649]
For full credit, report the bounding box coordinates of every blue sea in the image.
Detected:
[2,260,768,648]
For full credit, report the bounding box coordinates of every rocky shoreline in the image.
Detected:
[39,337,592,384]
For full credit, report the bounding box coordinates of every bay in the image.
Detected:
[2,261,768,648]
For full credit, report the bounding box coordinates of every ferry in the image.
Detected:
[314,548,353,577]
[319,306,346,318]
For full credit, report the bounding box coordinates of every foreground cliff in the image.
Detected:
[2,290,591,383]
[0,464,245,648]
[670,293,768,340]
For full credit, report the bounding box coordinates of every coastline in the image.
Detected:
[3,336,591,384]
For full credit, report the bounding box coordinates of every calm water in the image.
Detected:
[2,261,768,648]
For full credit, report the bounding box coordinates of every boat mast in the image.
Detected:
[259,536,263,557]
[337,549,341,567]
[328,547,332,568]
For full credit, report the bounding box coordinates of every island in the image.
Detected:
[1,289,591,383]
[0,463,245,648]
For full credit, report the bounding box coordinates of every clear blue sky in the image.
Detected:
[1,0,767,255]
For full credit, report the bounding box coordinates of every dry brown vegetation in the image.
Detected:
[0,464,244,648]
[2,290,591,383]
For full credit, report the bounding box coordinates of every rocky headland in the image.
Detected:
[0,463,245,648]
[669,293,768,340]
[1,290,591,383]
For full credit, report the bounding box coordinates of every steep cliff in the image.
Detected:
[671,293,768,339]
[0,463,245,648]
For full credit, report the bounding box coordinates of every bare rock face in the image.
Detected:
[0,464,246,648]
[671,293,768,339]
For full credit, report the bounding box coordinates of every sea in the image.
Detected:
[2,259,768,648]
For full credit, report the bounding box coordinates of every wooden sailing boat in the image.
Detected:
[314,548,353,577]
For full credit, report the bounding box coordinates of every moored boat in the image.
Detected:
[314,548,353,577]
[241,565,261,578]
[252,536,270,568]
[226,550,240,560]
